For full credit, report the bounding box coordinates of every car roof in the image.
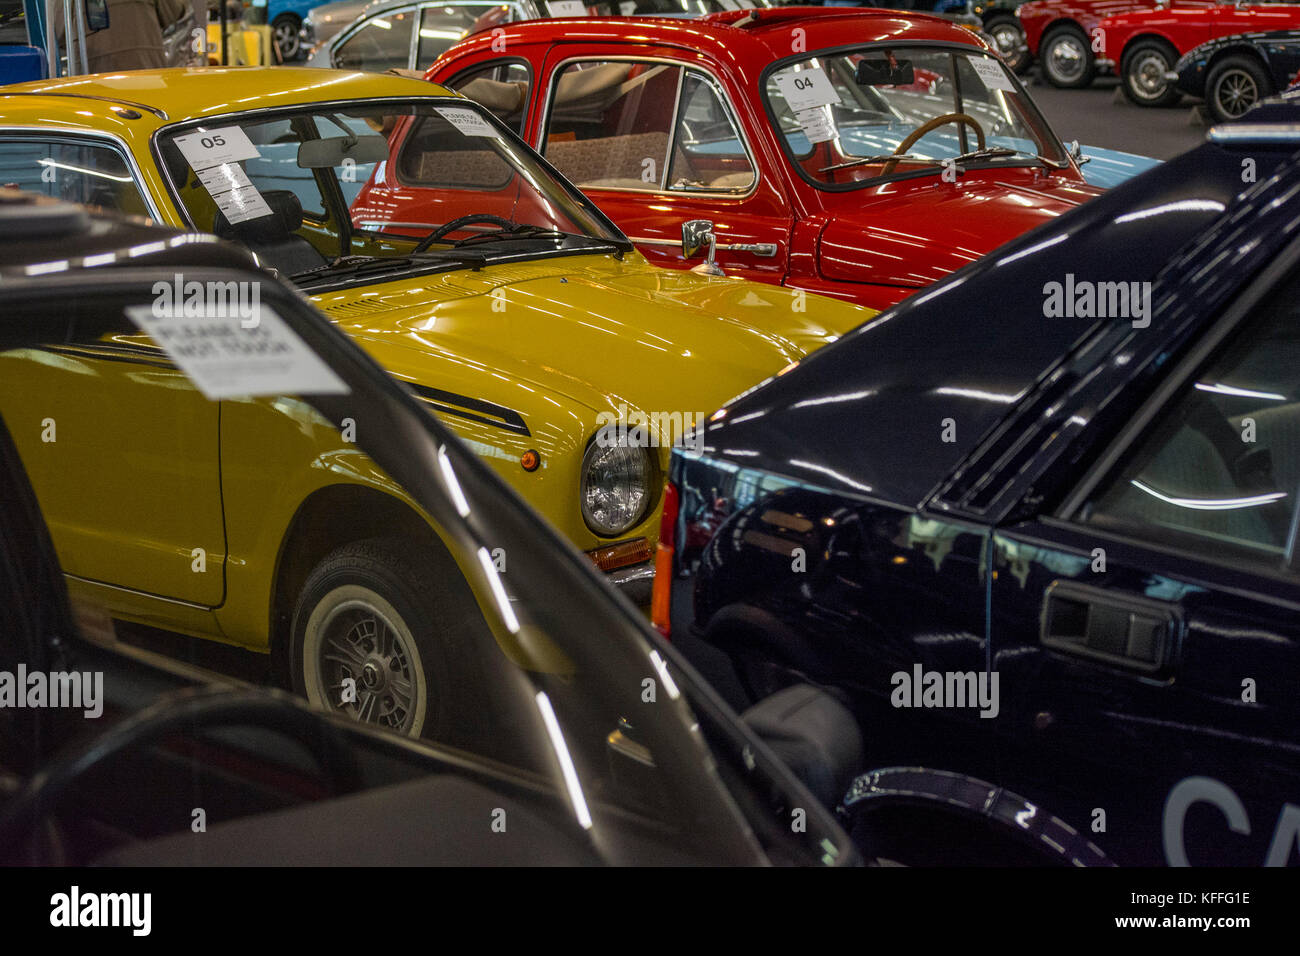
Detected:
[465,7,984,60]
[0,189,264,278]
[0,68,456,130]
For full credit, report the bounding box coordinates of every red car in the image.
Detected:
[1096,1,1300,105]
[1019,0,1156,87]
[423,7,1098,311]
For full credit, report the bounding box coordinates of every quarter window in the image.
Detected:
[0,138,149,216]
[1082,284,1300,570]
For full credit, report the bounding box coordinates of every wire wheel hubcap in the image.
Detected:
[1048,36,1086,82]
[1216,70,1258,116]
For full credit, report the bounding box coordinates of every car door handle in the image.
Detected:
[718,242,778,257]
[1040,580,1181,674]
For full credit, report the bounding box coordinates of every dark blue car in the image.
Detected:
[655,114,1300,866]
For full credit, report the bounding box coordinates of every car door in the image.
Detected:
[989,270,1300,866]
[534,50,793,284]
[0,136,227,608]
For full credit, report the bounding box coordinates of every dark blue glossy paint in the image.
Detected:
[667,121,1300,866]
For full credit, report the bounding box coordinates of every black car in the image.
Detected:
[1175,28,1300,122]
[0,190,1108,867]
[656,121,1300,866]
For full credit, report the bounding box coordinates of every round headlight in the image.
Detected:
[580,438,653,537]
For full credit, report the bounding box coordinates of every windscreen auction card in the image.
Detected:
[434,107,497,138]
[172,126,262,171]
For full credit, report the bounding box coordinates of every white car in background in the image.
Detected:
[304,0,765,72]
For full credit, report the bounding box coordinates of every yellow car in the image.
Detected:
[0,68,870,731]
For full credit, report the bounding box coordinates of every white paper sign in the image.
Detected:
[773,69,838,113]
[546,1,588,15]
[434,106,497,138]
[125,303,349,401]
[968,56,1016,92]
[795,106,835,145]
[618,0,635,11]
[173,126,261,171]
[196,162,273,224]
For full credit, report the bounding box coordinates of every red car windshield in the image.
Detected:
[765,47,1069,188]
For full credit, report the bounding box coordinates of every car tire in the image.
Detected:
[984,15,1030,75]
[272,14,302,62]
[1040,26,1095,89]
[290,538,465,738]
[1121,39,1181,107]
[1205,55,1271,123]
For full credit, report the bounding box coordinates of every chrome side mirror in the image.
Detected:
[682,219,725,277]
[1067,139,1090,166]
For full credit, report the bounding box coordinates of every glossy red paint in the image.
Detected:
[1018,0,1157,58]
[425,7,1099,310]
[1093,1,1300,67]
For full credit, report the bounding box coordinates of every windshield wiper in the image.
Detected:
[820,146,1042,176]
[445,225,573,248]
[819,154,941,174]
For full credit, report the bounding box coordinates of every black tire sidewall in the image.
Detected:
[1206,56,1270,123]
[273,15,301,61]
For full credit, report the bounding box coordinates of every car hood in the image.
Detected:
[817,174,1102,290]
[310,253,872,429]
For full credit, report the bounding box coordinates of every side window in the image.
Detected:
[0,138,149,216]
[333,8,417,72]
[416,4,508,69]
[543,60,684,191]
[668,71,754,192]
[446,59,533,135]
[1081,286,1300,570]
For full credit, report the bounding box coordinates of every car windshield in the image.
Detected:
[0,244,849,866]
[156,98,627,281]
[765,46,1068,188]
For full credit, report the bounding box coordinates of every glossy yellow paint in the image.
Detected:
[0,68,874,649]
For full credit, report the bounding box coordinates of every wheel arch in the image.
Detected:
[267,483,455,681]
[1119,31,1180,70]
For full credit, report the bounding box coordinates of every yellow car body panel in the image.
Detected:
[0,68,873,651]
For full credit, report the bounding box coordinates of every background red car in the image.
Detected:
[1019,0,1157,88]
[1096,0,1300,105]
[425,7,1099,311]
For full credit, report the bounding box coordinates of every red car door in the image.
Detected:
[526,44,795,285]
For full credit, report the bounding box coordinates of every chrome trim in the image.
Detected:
[538,54,762,201]
[65,573,214,610]
[628,235,777,256]
[0,125,167,223]
[606,560,654,604]
[0,91,169,119]
[1208,123,1300,145]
